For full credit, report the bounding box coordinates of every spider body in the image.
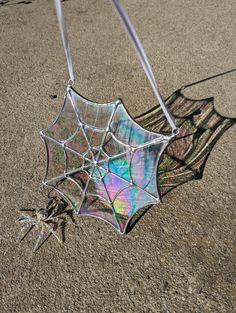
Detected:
[18,201,67,252]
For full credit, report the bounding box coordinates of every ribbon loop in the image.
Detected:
[54,0,177,131]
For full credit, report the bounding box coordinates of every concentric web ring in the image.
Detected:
[40,87,171,234]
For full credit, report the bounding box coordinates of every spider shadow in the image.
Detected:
[126,68,236,234]
[46,191,76,242]
[34,193,76,251]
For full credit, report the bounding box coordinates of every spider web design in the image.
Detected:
[40,86,171,234]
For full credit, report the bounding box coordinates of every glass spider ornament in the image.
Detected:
[18,207,64,252]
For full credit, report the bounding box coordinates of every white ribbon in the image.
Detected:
[54,0,74,83]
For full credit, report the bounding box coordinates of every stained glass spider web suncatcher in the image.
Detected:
[40,86,172,234]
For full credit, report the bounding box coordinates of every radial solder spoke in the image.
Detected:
[101,179,119,228]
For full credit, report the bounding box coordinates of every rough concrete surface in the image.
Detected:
[0,0,235,312]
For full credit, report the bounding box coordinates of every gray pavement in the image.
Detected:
[0,1,235,312]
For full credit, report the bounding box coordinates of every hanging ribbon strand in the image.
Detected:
[111,0,178,132]
[54,0,74,83]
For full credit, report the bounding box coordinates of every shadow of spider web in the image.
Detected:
[126,73,236,232]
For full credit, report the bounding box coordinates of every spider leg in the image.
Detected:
[46,216,65,223]
[33,225,49,252]
[19,208,36,212]
[60,219,67,243]
[17,223,34,242]
[45,222,63,244]
[50,228,63,244]
[18,215,34,223]
[64,209,76,224]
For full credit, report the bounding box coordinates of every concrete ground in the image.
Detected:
[0,0,235,312]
